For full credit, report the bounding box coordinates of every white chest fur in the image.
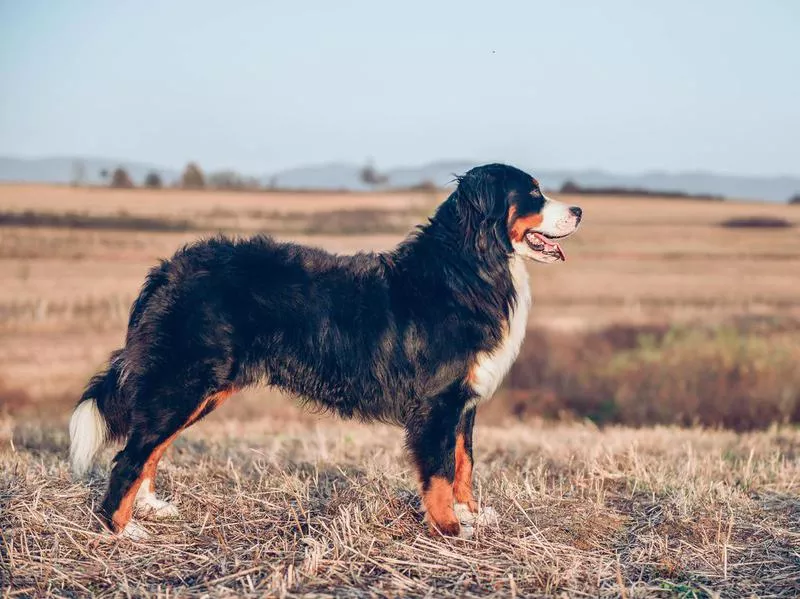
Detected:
[467,256,531,405]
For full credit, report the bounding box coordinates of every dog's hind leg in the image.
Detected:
[134,387,234,519]
[134,442,179,519]
[101,431,171,539]
[100,387,234,537]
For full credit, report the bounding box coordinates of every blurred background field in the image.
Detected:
[1,183,799,429]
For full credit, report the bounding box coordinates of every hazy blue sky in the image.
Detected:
[1,1,798,176]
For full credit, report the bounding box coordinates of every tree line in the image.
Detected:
[79,161,800,202]
[97,162,264,191]
[87,160,395,192]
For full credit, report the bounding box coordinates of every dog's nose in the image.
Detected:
[569,206,582,220]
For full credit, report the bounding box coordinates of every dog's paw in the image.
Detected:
[142,499,180,519]
[458,523,475,539]
[454,503,499,527]
[120,521,150,540]
[454,502,477,524]
[136,495,179,519]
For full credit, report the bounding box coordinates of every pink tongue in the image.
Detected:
[531,232,566,261]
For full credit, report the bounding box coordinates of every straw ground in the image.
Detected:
[2,412,799,597]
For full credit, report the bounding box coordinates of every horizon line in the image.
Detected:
[2,153,800,181]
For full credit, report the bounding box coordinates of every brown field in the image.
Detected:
[1,185,799,596]
[2,184,798,400]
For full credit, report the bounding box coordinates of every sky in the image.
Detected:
[1,0,798,176]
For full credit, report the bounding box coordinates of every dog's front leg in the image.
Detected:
[405,388,468,537]
[454,406,478,514]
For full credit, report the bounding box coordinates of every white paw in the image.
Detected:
[454,503,499,527]
[458,523,475,539]
[454,502,477,524]
[135,496,180,519]
[120,521,150,540]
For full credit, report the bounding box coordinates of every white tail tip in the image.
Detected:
[69,399,107,477]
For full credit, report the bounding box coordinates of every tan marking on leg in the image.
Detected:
[422,476,460,536]
[135,448,175,514]
[113,431,181,530]
[453,434,478,513]
[111,473,147,533]
[111,388,236,533]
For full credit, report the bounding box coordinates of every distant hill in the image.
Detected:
[261,162,366,191]
[2,156,798,202]
[267,161,800,203]
[0,156,179,186]
[533,169,800,204]
[261,160,478,191]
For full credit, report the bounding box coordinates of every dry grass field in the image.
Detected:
[1,184,799,596]
[3,417,800,597]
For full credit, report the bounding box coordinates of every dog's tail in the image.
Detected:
[69,349,131,477]
[69,261,172,476]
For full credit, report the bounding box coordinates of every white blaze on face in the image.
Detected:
[538,196,579,238]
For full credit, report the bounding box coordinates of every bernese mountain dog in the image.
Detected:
[69,163,582,539]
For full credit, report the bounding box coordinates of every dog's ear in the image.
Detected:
[454,169,511,253]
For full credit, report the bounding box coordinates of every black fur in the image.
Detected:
[77,349,128,441]
[76,163,547,532]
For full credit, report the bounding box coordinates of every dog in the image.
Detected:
[69,163,582,539]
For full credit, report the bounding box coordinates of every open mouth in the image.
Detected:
[525,231,566,261]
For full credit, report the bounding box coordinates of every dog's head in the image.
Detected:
[453,164,582,263]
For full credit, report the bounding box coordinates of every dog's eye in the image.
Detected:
[531,189,542,198]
